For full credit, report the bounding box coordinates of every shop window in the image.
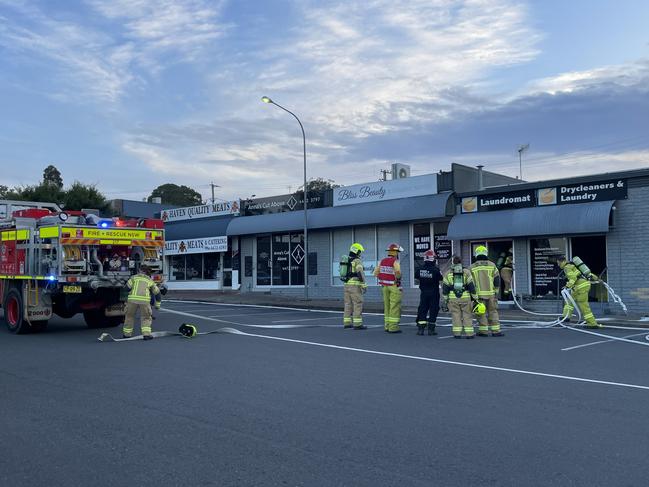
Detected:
[186,254,203,280]
[331,229,353,285]
[290,233,305,285]
[530,238,567,298]
[354,226,377,286]
[169,255,186,281]
[272,234,290,286]
[256,236,271,286]
[203,253,220,280]
[571,235,607,302]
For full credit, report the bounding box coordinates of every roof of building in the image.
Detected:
[227,193,453,236]
[457,166,649,197]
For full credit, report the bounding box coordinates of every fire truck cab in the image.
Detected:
[0,200,165,334]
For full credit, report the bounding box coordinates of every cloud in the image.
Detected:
[0,0,228,102]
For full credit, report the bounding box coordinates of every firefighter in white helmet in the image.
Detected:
[374,243,404,333]
[341,242,367,330]
[415,249,443,336]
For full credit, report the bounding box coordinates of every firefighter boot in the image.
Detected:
[417,325,425,335]
[427,322,437,336]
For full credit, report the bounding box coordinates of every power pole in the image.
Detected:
[380,169,391,181]
[517,144,529,180]
[210,182,220,203]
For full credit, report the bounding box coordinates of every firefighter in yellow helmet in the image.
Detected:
[374,243,404,333]
[470,245,504,337]
[123,264,161,340]
[442,255,478,338]
[558,255,602,328]
[342,242,367,330]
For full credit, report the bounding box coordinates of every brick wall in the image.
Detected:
[606,183,649,314]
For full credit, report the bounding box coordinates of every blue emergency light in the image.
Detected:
[97,219,112,228]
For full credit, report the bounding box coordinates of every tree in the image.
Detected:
[2,166,110,214]
[148,184,203,206]
[63,181,110,212]
[14,183,65,204]
[43,165,63,189]
[300,178,340,193]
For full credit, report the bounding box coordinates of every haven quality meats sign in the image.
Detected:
[538,179,627,205]
[165,236,228,255]
[161,201,240,222]
[333,174,437,207]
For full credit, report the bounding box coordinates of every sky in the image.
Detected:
[1,0,648,202]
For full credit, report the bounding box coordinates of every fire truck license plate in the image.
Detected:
[63,285,82,293]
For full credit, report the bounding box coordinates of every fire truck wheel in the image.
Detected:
[4,288,30,334]
[83,309,121,328]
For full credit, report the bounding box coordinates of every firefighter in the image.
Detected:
[123,264,161,340]
[442,255,478,338]
[343,243,367,330]
[500,250,514,300]
[559,255,602,328]
[415,249,443,336]
[470,245,504,337]
[374,243,404,333]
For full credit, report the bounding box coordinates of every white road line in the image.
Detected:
[210,311,294,318]
[272,316,341,323]
[562,331,649,351]
[225,329,649,392]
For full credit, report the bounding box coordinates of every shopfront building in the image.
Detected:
[448,169,649,314]
[162,201,240,290]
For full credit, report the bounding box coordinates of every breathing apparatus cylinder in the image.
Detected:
[571,256,592,279]
[496,252,506,269]
[452,264,465,298]
[179,323,198,338]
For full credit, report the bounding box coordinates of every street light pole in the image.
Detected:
[261,96,309,301]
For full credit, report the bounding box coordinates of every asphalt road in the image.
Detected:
[2,301,649,487]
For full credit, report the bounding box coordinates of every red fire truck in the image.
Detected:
[0,200,165,334]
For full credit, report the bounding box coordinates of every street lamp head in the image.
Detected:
[261,96,273,104]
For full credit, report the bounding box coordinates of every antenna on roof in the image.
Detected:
[517,144,530,180]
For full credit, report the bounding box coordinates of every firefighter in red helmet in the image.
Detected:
[374,243,404,333]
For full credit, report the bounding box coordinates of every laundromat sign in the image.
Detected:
[461,178,627,213]
[165,236,228,255]
[161,201,240,222]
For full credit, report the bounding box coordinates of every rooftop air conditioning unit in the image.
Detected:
[391,163,411,180]
[151,197,162,204]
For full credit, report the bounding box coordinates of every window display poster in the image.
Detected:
[434,234,452,260]
[530,238,566,297]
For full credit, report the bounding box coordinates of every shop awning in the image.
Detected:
[164,216,233,240]
[226,193,453,236]
[446,201,614,240]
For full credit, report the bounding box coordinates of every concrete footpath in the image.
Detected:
[165,290,648,328]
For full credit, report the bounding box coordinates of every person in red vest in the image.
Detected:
[374,243,404,333]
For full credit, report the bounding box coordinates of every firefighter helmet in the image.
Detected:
[386,243,404,252]
[179,323,197,338]
[473,302,486,316]
[350,243,365,254]
[474,245,488,257]
[423,249,436,262]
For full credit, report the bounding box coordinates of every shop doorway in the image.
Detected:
[570,235,607,302]
[470,239,514,300]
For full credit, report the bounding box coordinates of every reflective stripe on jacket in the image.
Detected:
[346,258,366,286]
[442,269,476,300]
[470,260,499,297]
[564,263,590,291]
[127,273,160,303]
